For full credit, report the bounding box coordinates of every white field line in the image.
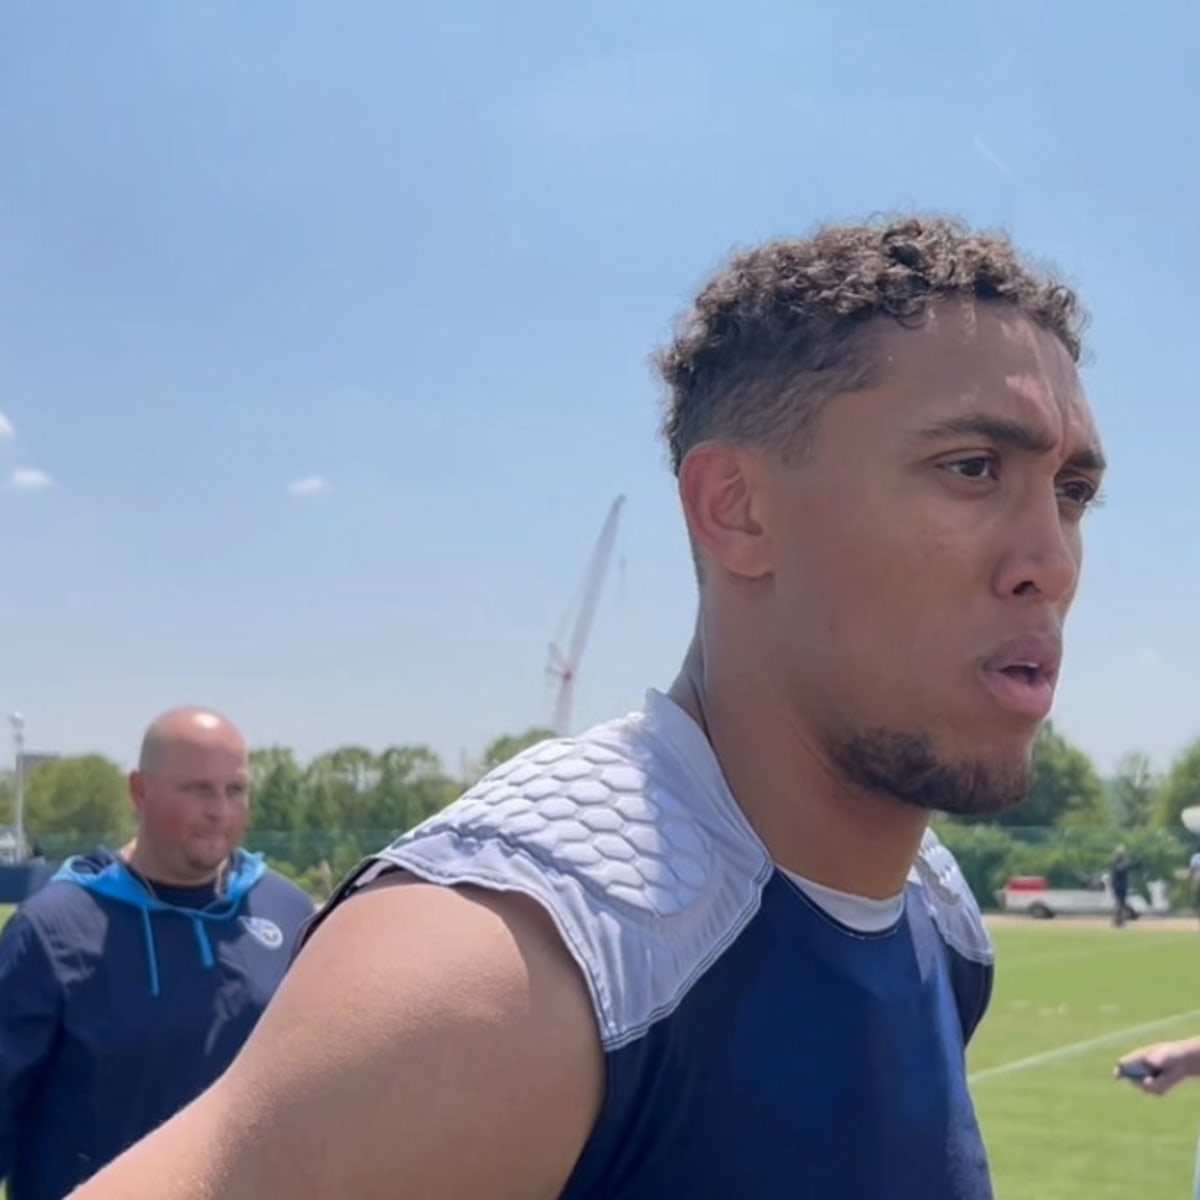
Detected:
[969,1007,1200,1085]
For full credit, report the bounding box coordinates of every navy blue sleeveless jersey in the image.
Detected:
[325,691,995,1199]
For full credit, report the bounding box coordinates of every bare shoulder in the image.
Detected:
[71,876,605,1200]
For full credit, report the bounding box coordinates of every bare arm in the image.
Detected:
[1116,1035,1200,1096]
[70,879,605,1200]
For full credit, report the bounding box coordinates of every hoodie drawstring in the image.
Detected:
[54,850,265,998]
[140,915,216,999]
[138,907,162,998]
[192,917,215,969]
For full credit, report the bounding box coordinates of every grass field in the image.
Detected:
[972,917,1200,1197]
[0,906,1196,1195]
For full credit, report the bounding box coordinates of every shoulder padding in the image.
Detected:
[909,829,994,966]
[355,720,774,1049]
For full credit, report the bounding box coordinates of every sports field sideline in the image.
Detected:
[1,906,1196,1196]
[972,916,1200,1197]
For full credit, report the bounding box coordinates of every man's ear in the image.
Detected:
[677,442,773,580]
[128,770,146,816]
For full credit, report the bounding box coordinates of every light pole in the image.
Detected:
[9,712,25,859]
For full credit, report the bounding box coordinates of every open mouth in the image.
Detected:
[999,664,1043,686]
[980,634,1062,719]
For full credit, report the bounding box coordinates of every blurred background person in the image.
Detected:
[0,707,314,1200]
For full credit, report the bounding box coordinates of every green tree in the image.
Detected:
[0,771,12,826]
[1157,738,1200,830]
[1109,751,1161,830]
[248,747,308,833]
[373,744,457,831]
[478,728,557,777]
[305,745,380,831]
[292,744,458,846]
[979,722,1107,828]
[25,755,133,841]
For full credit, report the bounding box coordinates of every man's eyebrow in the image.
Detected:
[912,414,1107,472]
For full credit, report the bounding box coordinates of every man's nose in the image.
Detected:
[992,495,1080,604]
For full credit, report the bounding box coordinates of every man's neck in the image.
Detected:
[121,839,225,890]
[668,634,929,901]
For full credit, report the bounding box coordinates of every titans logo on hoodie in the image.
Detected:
[0,848,314,1200]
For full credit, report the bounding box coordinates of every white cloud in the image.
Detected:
[0,412,13,440]
[287,475,331,498]
[9,467,54,492]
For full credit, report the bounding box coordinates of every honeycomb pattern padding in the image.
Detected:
[364,691,991,1046]
[376,697,776,1048]
[403,736,715,918]
[910,830,994,966]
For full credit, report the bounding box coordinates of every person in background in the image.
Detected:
[1117,1036,1200,1096]
[1187,848,1200,930]
[0,707,315,1200]
[1110,845,1133,927]
[1116,1033,1200,1200]
[71,216,1104,1200]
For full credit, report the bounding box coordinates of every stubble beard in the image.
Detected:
[827,725,1034,817]
[184,836,233,878]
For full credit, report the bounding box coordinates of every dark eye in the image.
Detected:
[944,456,998,481]
[1057,478,1100,509]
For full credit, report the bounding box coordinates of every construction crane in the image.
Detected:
[547,494,626,736]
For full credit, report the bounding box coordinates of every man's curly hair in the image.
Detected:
[658,215,1087,475]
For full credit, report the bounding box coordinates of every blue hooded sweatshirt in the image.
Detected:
[0,847,314,1200]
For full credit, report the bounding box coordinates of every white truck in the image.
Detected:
[997,873,1171,919]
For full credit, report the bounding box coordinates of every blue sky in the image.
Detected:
[1,1,1197,779]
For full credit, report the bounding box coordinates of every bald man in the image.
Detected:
[0,708,314,1200]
